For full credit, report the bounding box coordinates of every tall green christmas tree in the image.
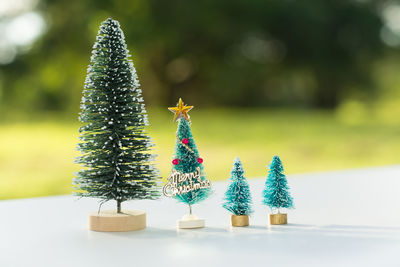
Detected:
[223,157,253,216]
[262,156,294,213]
[74,18,161,213]
[164,98,211,215]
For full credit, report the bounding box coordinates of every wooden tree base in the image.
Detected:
[269,213,287,225]
[89,210,146,232]
[231,215,249,227]
[177,214,205,229]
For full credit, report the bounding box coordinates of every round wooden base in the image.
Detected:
[177,214,205,229]
[231,215,249,227]
[269,213,287,225]
[89,210,146,232]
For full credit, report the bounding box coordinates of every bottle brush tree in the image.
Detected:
[166,98,212,215]
[262,156,294,213]
[223,157,253,216]
[73,18,161,213]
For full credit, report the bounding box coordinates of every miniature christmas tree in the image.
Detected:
[223,157,252,216]
[163,98,211,228]
[223,157,253,226]
[73,18,161,227]
[263,156,294,225]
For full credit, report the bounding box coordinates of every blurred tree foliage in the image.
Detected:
[0,0,386,114]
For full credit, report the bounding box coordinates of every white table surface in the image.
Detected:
[1,166,400,267]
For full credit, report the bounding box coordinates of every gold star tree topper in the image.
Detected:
[168,98,193,122]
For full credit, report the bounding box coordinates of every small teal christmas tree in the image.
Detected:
[263,156,294,214]
[163,98,211,219]
[223,157,253,216]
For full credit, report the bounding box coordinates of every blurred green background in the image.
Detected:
[1,0,400,200]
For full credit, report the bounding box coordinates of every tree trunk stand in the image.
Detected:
[177,214,205,229]
[269,213,287,225]
[89,210,146,232]
[231,215,249,227]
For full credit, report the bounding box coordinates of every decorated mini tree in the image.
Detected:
[223,157,253,227]
[263,156,294,225]
[163,98,211,229]
[74,18,161,232]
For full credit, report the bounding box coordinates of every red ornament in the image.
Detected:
[182,138,189,144]
[197,157,203,164]
[172,159,179,165]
